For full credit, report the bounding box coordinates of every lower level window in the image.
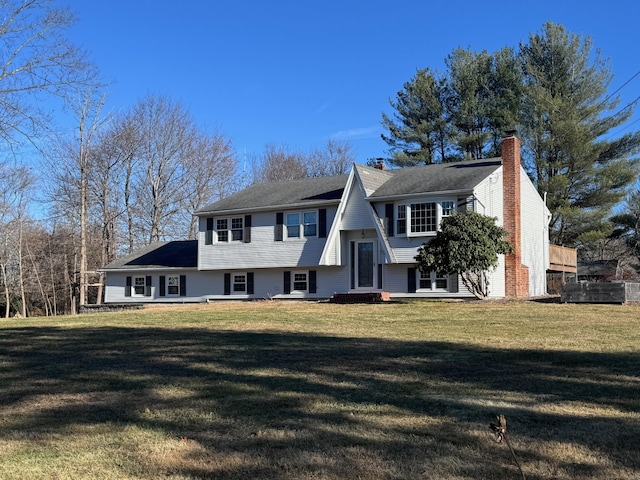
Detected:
[133,276,146,296]
[292,271,308,292]
[419,271,448,291]
[167,275,179,295]
[233,274,246,292]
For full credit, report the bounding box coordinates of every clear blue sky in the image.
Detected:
[63,0,640,164]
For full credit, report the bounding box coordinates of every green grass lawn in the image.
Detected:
[0,300,638,479]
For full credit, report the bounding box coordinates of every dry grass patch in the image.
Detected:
[0,300,638,479]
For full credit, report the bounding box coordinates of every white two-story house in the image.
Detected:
[101,135,550,302]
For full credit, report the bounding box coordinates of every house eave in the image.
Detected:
[368,188,476,202]
[99,266,198,273]
[194,199,342,217]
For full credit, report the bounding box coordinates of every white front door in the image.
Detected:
[354,240,376,289]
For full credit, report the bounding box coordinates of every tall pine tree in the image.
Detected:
[520,21,640,246]
[381,68,448,166]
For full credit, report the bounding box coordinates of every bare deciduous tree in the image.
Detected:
[183,132,237,238]
[0,0,98,145]
[307,139,355,177]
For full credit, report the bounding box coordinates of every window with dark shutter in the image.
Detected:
[385,204,394,237]
[205,217,214,245]
[224,273,231,295]
[159,276,166,297]
[319,209,327,238]
[309,270,317,294]
[145,276,152,297]
[125,276,132,297]
[407,268,417,293]
[283,271,291,294]
[275,212,284,241]
[179,275,186,296]
[244,215,252,243]
[247,272,254,295]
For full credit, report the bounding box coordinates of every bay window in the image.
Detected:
[396,200,456,236]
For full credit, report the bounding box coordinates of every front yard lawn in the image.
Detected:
[0,300,638,479]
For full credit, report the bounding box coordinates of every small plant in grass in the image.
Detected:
[415,211,512,299]
[490,414,526,480]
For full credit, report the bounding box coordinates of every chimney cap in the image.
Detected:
[503,128,517,138]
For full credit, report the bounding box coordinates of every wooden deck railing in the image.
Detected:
[549,245,577,273]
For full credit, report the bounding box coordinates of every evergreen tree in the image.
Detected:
[381,48,522,165]
[415,211,512,299]
[520,21,640,246]
[381,68,448,166]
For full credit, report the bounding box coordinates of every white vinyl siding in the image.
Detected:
[198,208,337,270]
[520,168,550,296]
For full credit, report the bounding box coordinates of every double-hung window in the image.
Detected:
[292,271,308,292]
[286,213,300,238]
[285,211,317,239]
[216,217,243,243]
[419,271,449,291]
[233,274,247,292]
[303,212,317,237]
[133,276,146,296]
[441,201,455,219]
[396,205,406,235]
[167,275,180,295]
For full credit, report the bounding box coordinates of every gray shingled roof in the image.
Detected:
[194,159,501,215]
[195,175,349,215]
[369,158,502,198]
[354,164,394,195]
[102,240,197,270]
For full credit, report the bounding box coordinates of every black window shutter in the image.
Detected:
[407,268,417,293]
[145,275,152,297]
[244,215,252,243]
[159,276,166,297]
[247,272,254,295]
[125,276,132,297]
[319,209,327,238]
[378,264,383,289]
[224,273,231,295]
[448,273,459,293]
[275,212,284,241]
[309,270,317,294]
[385,203,394,237]
[179,275,187,296]
[205,217,214,245]
[283,271,291,294]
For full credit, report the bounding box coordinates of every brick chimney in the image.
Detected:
[502,134,529,298]
[374,159,386,170]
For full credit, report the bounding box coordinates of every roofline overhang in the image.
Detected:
[368,188,476,202]
[99,267,198,273]
[193,198,342,217]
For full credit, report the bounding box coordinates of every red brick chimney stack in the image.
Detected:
[502,133,529,298]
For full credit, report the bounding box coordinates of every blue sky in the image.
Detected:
[63,0,640,165]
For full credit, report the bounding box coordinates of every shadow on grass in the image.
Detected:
[0,326,638,479]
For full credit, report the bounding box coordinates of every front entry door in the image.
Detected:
[355,240,376,289]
